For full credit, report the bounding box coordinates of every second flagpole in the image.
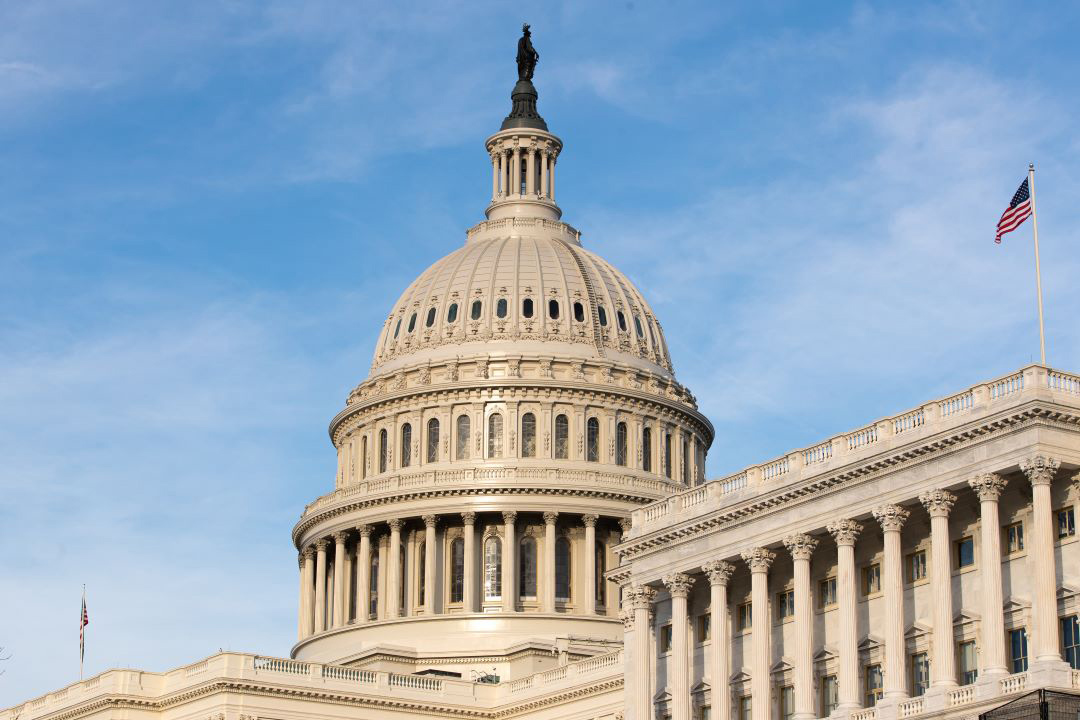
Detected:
[1029,162,1047,365]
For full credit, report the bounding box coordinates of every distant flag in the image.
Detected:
[995,177,1033,244]
[80,586,89,679]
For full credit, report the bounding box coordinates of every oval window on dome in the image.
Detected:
[548,299,560,320]
[523,298,534,318]
[633,315,644,337]
[597,306,608,326]
[407,313,417,333]
[573,302,585,323]
[496,298,508,318]
[616,310,627,332]
[447,303,458,323]
[425,307,436,328]
[470,300,482,320]
[393,317,402,338]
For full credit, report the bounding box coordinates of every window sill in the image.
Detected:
[953,565,977,576]
[906,578,929,588]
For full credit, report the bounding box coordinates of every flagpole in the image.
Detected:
[80,585,85,681]
[1028,162,1047,365]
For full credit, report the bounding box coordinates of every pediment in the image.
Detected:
[906,622,932,639]
[1057,584,1079,600]
[1003,598,1031,612]
[731,669,753,683]
[814,647,837,662]
[859,636,883,651]
[771,658,794,673]
[954,609,980,624]
[692,680,711,695]
[653,687,672,703]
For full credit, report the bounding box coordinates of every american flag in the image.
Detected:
[80,591,89,665]
[995,177,1032,243]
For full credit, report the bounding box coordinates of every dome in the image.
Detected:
[370,222,674,380]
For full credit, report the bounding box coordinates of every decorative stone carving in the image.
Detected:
[826,518,862,546]
[601,366,615,384]
[392,372,406,390]
[502,510,518,525]
[301,546,315,561]
[918,488,956,517]
[702,559,735,586]
[539,359,553,378]
[619,517,632,538]
[1021,455,1059,486]
[968,473,1008,501]
[461,511,477,525]
[315,538,330,551]
[740,547,775,572]
[475,357,489,379]
[387,519,404,532]
[544,431,550,451]
[629,585,656,610]
[418,365,431,385]
[422,514,438,528]
[356,524,373,537]
[508,358,520,377]
[446,359,459,382]
[543,511,559,525]
[582,514,598,528]
[333,531,349,544]
[662,572,694,598]
[872,504,910,532]
[619,607,634,631]
[782,533,818,561]
[571,360,585,379]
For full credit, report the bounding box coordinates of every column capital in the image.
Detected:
[629,584,657,609]
[543,511,559,525]
[919,488,957,517]
[422,514,438,528]
[502,510,518,524]
[333,530,350,544]
[740,547,776,572]
[1021,455,1059,486]
[783,533,819,561]
[702,559,736,586]
[662,572,695,598]
[872,504,910,532]
[968,472,1008,501]
[388,518,404,532]
[461,511,477,525]
[582,513,598,528]
[618,517,632,536]
[827,518,863,546]
[315,537,330,551]
[620,607,635,631]
[1071,470,1080,493]
[301,546,316,560]
[356,523,373,537]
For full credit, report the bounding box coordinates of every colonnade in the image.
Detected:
[490,142,556,202]
[624,456,1077,720]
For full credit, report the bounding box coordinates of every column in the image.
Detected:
[512,147,521,197]
[873,505,911,698]
[1021,456,1061,662]
[584,514,598,615]
[827,519,863,709]
[502,511,517,612]
[355,525,372,624]
[919,489,957,687]
[664,573,695,720]
[632,586,657,720]
[491,151,499,200]
[314,538,329,633]
[498,151,507,197]
[526,147,536,196]
[423,514,438,615]
[967,474,1008,675]
[704,560,735,720]
[543,511,558,613]
[462,512,477,612]
[741,547,775,720]
[298,549,311,640]
[387,519,403,619]
[784,534,819,720]
[549,155,556,201]
[332,531,348,628]
[540,149,548,198]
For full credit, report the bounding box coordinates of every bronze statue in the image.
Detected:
[516,24,539,81]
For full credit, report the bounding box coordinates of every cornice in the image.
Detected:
[614,401,1080,564]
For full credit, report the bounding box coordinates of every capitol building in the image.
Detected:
[6,38,1080,720]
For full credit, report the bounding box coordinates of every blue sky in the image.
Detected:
[2,0,1079,704]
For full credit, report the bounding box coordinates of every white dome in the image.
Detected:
[370,219,674,380]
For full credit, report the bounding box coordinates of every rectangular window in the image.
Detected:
[776,590,795,621]
[955,536,975,569]
[819,577,837,608]
[738,602,752,631]
[1009,628,1028,673]
[862,563,881,595]
[907,550,928,583]
[1004,522,1025,554]
[780,685,794,720]
[820,675,838,717]
[1058,507,1077,539]
[958,640,978,685]
[700,706,712,720]
[911,652,930,697]
[864,664,883,707]
[739,696,752,720]
[697,614,711,643]
[1063,615,1080,669]
[659,624,673,653]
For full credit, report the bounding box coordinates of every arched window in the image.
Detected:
[407,313,417,333]
[360,435,368,479]
[449,538,465,603]
[523,298,534,318]
[519,537,537,599]
[418,541,426,606]
[586,417,600,462]
[664,432,672,479]
[642,427,652,472]
[555,537,571,601]
[554,414,569,459]
[456,415,470,460]
[682,436,690,484]
[616,421,627,466]
[368,551,379,618]
[393,318,401,338]
[573,301,585,322]
[488,413,503,458]
[548,299,560,319]
[447,303,458,323]
[595,541,607,605]
[633,315,644,337]
[597,306,608,326]
[484,536,502,600]
[521,413,536,458]
[425,307,436,327]
[470,300,482,320]
[426,418,439,464]
[496,298,508,318]
[379,429,388,473]
[400,423,412,468]
[616,310,627,332]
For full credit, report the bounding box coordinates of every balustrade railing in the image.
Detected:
[897,698,924,718]
[947,686,975,706]
[253,656,309,675]
[1000,672,1028,695]
[388,673,442,691]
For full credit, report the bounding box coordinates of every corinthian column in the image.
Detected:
[827,519,863,709]
[968,474,1009,675]
[387,519,403,619]
[462,512,477,612]
[314,538,329,633]
[583,514,598,615]
[632,585,657,720]
[783,534,818,720]
[355,525,372,623]
[332,531,348,628]
[703,560,735,720]
[664,573,695,720]
[1021,456,1062,662]
[299,547,314,639]
[423,514,438,616]
[919,489,957,687]
[543,511,558,613]
[873,505,910,698]
[502,511,517,612]
[741,547,775,720]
